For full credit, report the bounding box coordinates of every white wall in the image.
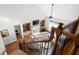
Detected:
[45,4,79,31]
[0,4,79,25]
[53,4,79,20]
[0,33,5,54]
[0,18,16,45]
[0,4,51,25]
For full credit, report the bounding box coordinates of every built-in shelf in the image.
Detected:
[40,20,45,32]
[23,23,31,32]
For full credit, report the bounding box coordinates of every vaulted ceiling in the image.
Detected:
[0,4,51,25]
[0,4,79,25]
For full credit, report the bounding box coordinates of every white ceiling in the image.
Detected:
[0,4,51,25]
[0,4,79,25]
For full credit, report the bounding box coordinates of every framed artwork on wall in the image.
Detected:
[1,29,9,38]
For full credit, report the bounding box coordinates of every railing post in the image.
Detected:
[52,23,63,55]
[49,27,54,41]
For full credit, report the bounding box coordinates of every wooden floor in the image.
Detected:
[5,41,19,54]
[5,33,31,55]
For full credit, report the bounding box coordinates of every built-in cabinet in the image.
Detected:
[22,20,46,36]
[23,23,30,32]
[40,20,45,32]
[23,23,31,37]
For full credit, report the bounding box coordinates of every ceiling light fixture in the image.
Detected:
[45,4,54,19]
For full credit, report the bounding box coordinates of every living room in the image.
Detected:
[0,4,79,55]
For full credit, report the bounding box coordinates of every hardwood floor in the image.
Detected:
[5,32,31,55]
[5,41,19,54]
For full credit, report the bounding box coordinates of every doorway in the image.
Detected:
[14,25,22,40]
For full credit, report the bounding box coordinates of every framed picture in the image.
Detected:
[1,29,9,38]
